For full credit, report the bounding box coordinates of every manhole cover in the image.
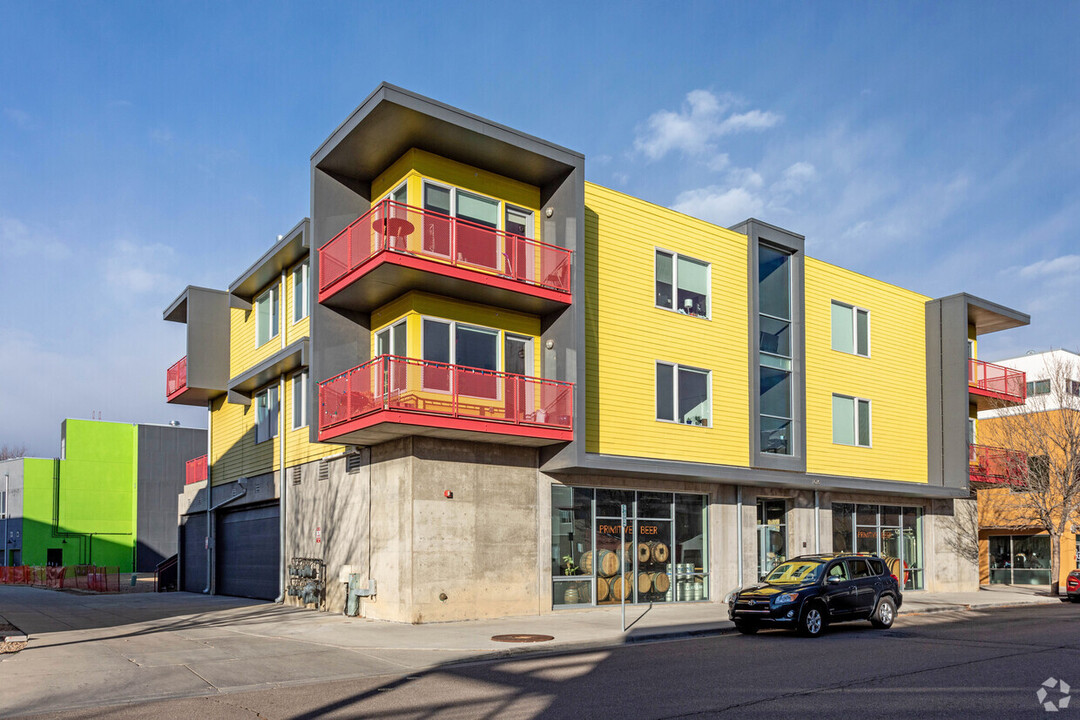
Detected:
[491,634,554,643]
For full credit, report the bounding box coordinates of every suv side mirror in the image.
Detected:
[826,576,841,585]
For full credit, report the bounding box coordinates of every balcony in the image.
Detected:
[318,355,574,447]
[185,455,208,485]
[969,444,1027,487]
[166,357,188,402]
[317,199,572,315]
[969,358,1026,410]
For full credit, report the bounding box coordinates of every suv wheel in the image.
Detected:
[734,620,759,635]
[871,597,896,629]
[798,603,826,637]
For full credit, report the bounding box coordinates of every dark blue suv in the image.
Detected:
[726,554,903,637]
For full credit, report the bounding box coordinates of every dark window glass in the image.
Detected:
[847,558,872,579]
[596,488,635,518]
[832,503,853,553]
[656,363,675,421]
[423,320,450,364]
[758,245,790,320]
[637,492,673,519]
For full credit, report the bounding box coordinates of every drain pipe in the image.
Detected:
[736,486,743,587]
[814,490,821,553]
[204,399,213,594]
[275,373,287,604]
[204,477,248,593]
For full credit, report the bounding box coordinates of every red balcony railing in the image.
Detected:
[318,199,572,297]
[969,444,1027,486]
[319,355,573,435]
[185,455,207,485]
[969,359,1026,404]
[166,356,188,401]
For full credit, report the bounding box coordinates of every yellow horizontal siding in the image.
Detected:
[284,371,344,467]
[584,183,750,465]
[209,393,274,485]
[804,257,928,483]
[284,256,311,347]
[230,276,284,379]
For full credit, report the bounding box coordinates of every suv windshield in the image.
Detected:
[764,559,826,585]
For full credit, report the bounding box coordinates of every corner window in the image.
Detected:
[256,285,279,346]
[292,260,309,323]
[832,394,871,447]
[291,371,308,430]
[831,302,869,357]
[255,385,280,444]
[655,250,709,318]
[656,362,711,426]
[759,244,792,454]
[1026,379,1051,396]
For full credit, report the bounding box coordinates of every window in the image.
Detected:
[254,385,279,444]
[756,499,787,579]
[1069,380,1080,397]
[833,503,924,590]
[831,302,869,356]
[375,320,407,357]
[421,318,511,398]
[759,244,792,454]
[1026,379,1051,396]
[0,490,5,518]
[656,362,711,426]
[655,250,709,318]
[421,181,526,269]
[292,260,309,323]
[291,371,308,430]
[256,285,279,346]
[832,394,871,447]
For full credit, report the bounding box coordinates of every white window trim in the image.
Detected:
[291,260,309,324]
[421,180,505,227]
[655,360,712,427]
[831,301,871,358]
[255,285,280,347]
[832,393,872,448]
[291,371,308,430]
[420,317,505,369]
[374,319,408,358]
[654,247,711,320]
[254,384,280,444]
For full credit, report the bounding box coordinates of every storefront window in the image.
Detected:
[832,502,924,590]
[988,535,1052,585]
[756,499,787,579]
[551,487,708,608]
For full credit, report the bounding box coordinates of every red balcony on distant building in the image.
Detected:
[166,357,188,402]
[317,199,572,315]
[185,455,208,485]
[969,359,1026,409]
[318,355,574,446]
[969,444,1027,487]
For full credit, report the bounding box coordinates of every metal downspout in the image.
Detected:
[814,490,821,553]
[204,399,212,593]
[736,486,743,587]
[275,268,287,603]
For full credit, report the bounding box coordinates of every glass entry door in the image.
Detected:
[756,499,787,579]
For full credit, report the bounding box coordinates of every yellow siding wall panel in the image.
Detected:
[584,183,750,465]
[230,277,284,379]
[804,258,928,483]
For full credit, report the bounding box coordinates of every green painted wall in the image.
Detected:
[20,420,138,571]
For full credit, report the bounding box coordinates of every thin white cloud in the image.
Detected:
[1017,254,1080,279]
[3,108,32,130]
[150,126,174,143]
[0,215,71,260]
[103,239,177,296]
[672,186,765,225]
[634,90,781,162]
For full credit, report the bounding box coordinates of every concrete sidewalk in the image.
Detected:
[0,585,1066,718]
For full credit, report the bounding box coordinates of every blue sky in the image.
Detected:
[2,2,1078,455]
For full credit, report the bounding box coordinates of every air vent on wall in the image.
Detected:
[346,453,364,475]
[292,466,301,485]
[318,460,329,482]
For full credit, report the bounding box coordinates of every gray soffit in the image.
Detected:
[229,218,310,301]
[227,338,308,396]
[311,83,583,187]
[943,293,1030,335]
[163,285,227,323]
[545,452,970,500]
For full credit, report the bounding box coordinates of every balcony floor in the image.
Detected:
[319,410,572,447]
[167,386,219,406]
[969,387,1025,411]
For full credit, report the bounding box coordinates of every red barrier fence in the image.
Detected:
[167,356,188,400]
[185,454,208,485]
[0,565,122,592]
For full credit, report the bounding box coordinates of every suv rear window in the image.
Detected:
[867,558,886,575]
[848,559,873,579]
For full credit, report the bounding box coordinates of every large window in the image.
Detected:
[759,244,792,455]
[832,395,872,447]
[656,362,711,426]
[1026,379,1051,396]
[551,487,708,607]
[831,301,869,356]
[292,260,309,323]
[655,250,709,318]
[832,503,923,590]
[375,320,407,357]
[291,371,308,430]
[421,181,531,268]
[989,535,1052,585]
[254,385,279,444]
[255,285,279,347]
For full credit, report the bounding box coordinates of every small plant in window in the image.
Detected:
[561,555,578,576]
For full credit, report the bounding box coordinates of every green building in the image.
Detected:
[1,419,205,571]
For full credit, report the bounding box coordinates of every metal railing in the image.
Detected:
[166,356,188,399]
[185,455,207,485]
[969,358,1026,403]
[319,355,574,434]
[969,443,1028,486]
[318,198,572,296]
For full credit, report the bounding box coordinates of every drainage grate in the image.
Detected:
[490,634,554,643]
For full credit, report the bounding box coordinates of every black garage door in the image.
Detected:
[180,514,207,594]
[216,503,280,601]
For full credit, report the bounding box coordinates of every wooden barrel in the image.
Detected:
[884,556,910,584]
[650,541,670,564]
[609,573,634,601]
[581,549,621,577]
[650,571,671,594]
[637,542,652,564]
[637,572,652,594]
[596,576,610,602]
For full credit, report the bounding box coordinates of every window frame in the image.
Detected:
[292,260,309,324]
[1026,379,1051,396]
[655,360,712,427]
[291,371,308,431]
[830,301,870,358]
[255,284,280,347]
[832,393,872,448]
[254,383,280,444]
[654,248,711,320]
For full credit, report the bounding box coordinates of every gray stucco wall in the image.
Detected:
[1,459,24,565]
[136,425,207,572]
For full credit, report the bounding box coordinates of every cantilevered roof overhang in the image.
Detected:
[311,83,583,189]
[229,218,310,302]
[948,293,1030,335]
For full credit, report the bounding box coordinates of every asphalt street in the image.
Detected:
[18,602,1080,719]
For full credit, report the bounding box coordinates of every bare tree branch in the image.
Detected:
[0,444,29,461]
